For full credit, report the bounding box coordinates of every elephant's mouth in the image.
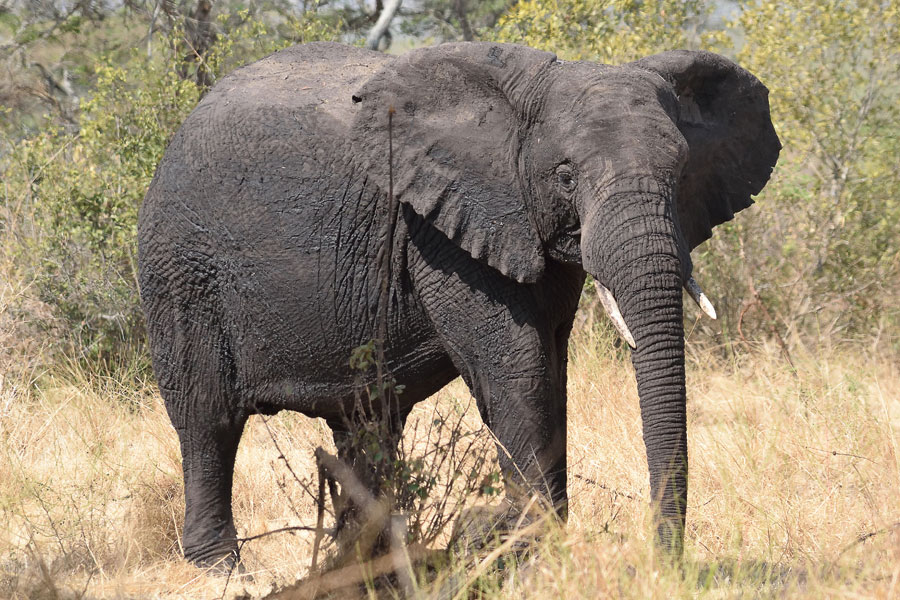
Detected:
[593,276,717,349]
[545,224,581,263]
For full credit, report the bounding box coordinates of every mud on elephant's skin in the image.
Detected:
[137,41,780,568]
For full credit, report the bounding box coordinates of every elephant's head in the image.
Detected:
[352,43,780,553]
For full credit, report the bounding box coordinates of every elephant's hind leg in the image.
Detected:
[172,406,247,570]
[145,288,248,570]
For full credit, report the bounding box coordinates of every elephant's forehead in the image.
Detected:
[547,63,676,112]
[543,64,680,132]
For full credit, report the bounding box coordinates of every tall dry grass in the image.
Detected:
[1,281,898,598]
[498,331,900,598]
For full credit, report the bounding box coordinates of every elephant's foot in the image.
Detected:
[185,544,242,575]
[449,501,545,558]
[654,517,685,562]
[330,502,397,569]
[432,503,544,599]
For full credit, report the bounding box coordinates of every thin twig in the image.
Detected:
[310,461,327,573]
[573,473,640,501]
[375,105,398,405]
[737,299,753,346]
[835,521,900,560]
[236,525,328,545]
[799,443,880,465]
[256,411,325,517]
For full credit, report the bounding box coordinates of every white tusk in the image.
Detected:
[684,276,717,320]
[593,281,636,349]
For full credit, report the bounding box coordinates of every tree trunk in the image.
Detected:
[366,0,402,51]
[172,0,216,89]
[455,0,474,41]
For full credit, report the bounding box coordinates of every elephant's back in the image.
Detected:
[200,42,390,128]
[139,42,389,237]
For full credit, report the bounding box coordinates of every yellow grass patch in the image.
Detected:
[1,329,898,598]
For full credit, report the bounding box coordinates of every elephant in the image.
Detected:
[137,41,780,568]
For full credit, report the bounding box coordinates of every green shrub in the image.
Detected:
[490,0,710,62]
[3,58,196,366]
[696,0,900,352]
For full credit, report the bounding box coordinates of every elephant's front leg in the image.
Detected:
[474,360,569,514]
[432,293,570,515]
[410,239,581,519]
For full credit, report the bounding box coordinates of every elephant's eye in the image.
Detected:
[556,167,576,192]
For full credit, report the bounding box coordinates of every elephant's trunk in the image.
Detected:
[582,186,689,556]
[624,264,688,556]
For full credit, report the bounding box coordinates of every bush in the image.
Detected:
[5,58,197,366]
[695,0,900,352]
[490,0,710,62]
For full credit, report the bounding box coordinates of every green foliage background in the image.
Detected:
[699,0,900,349]
[491,0,709,62]
[1,0,898,370]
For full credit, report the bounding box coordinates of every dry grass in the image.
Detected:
[493,333,900,598]
[1,290,898,598]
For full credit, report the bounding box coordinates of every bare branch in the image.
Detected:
[365,0,401,50]
[454,0,473,41]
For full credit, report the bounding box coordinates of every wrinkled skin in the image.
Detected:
[138,42,780,568]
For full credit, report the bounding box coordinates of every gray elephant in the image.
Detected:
[138,41,779,568]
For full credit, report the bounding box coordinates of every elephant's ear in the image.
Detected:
[351,43,557,283]
[631,50,781,250]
